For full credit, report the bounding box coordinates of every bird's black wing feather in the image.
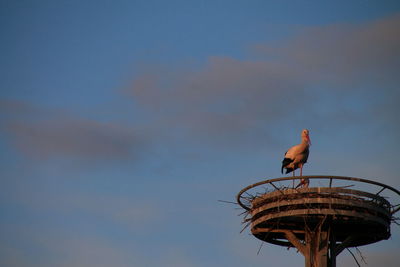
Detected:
[303,147,309,163]
[281,157,293,173]
[285,167,294,174]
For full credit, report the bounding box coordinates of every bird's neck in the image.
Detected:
[300,138,309,146]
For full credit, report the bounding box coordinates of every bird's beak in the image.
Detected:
[307,135,311,146]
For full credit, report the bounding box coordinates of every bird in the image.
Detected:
[281,129,311,188]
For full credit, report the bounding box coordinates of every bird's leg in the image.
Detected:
[298,164,304,187]
[294,168,302,188]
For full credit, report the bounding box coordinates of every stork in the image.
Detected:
[281,129,311,188]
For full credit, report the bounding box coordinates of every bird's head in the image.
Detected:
[302,129,311,145]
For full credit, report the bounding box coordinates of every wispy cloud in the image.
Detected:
[129,14,400,148]
[7,119,140,160]
[130,56,311,148]
[255,14,400,81]
[1,100,146,162]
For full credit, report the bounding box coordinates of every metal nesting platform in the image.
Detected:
[237,176,400,267]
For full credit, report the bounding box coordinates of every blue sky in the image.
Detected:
[1,1,400,266]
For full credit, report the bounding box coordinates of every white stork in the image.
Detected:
[281,129,311,188]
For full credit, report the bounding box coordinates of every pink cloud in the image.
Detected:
[255,14,400,83]
[129,56,312,147]
[128,14,400,148]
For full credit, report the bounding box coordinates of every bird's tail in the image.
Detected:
[285,168,294,174]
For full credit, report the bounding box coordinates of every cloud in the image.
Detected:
[128,13,400,150]
[130,56,312,148]
[7,119,139,160]
[255,14,400,83]
[0,100,146,162]
[255,14,400,130]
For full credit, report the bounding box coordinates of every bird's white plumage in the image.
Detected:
[284,142,309,170]
[281,129,311,183]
